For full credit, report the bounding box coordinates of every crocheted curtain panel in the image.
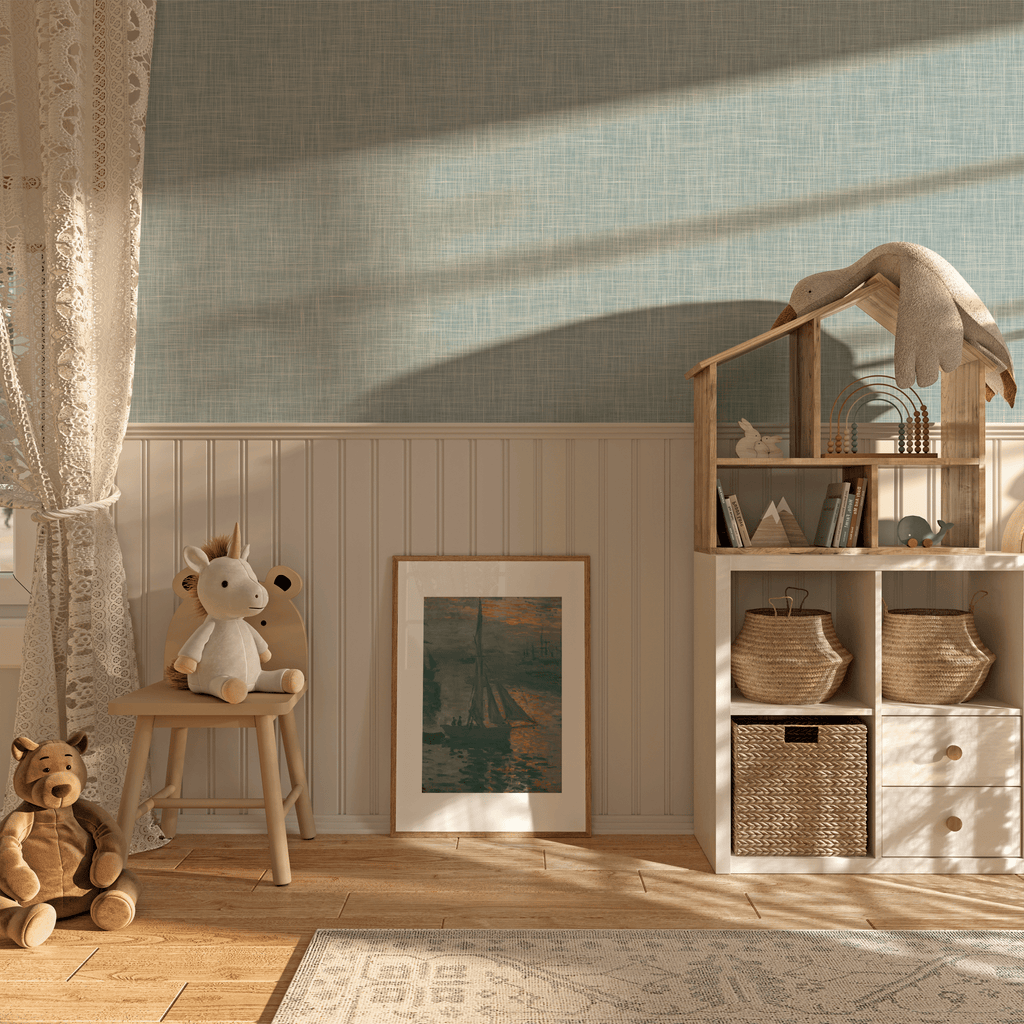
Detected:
[0,0,163,852]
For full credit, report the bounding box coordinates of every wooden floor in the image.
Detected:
[1,833,1021,1024]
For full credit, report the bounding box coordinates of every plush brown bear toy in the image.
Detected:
[0,732,140,948]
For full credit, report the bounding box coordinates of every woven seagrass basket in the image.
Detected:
[731,588,853,704]
[881,591,995,705]
[732,716,868,857]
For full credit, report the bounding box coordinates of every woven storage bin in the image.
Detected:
[731,588,852,704]
[881,591,995,705]
[732,716,868,857]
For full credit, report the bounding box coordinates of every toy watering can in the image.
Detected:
[896,516,954,548]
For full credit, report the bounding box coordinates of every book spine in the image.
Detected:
[815,482,849,547]
[846,478,867,547]
[835,490,855,548]
[814,498,842,547]
[717,479,741,547]
[728,495,752,546]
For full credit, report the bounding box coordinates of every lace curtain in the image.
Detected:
[0,0,164,852]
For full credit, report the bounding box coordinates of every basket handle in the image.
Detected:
[968,590,988,613]
[768,595,794,616]
[785,586,809,610]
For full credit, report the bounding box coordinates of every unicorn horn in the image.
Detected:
[228,522,242,559]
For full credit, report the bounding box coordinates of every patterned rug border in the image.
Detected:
[273,928,1024,1024]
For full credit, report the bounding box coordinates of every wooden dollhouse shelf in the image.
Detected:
[689,274,1023,875]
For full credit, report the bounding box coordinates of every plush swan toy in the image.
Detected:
[772,242,1016,407]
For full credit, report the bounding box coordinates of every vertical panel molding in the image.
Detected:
[118,422,1024,834]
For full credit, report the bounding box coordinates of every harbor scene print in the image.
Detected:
[421,596,562,794]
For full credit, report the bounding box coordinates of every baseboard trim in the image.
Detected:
[593,815,694,835]
[160,812,695,836]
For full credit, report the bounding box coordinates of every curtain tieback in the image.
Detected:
[31,487,122,523]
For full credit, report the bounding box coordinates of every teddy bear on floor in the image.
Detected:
[0,732,140,948]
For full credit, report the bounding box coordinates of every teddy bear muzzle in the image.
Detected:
[32,772,83,808]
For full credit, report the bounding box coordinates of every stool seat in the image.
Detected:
[109,679,308,719]
[109,679,315,885]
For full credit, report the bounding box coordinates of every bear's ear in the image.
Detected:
[173,568,199,599]
[12,736,38,761]
[66,731,88,754]
[265,565,303,598]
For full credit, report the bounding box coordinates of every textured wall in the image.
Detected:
[133,1,1024,423]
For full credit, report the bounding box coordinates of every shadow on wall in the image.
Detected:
[145,1,1024,186]
[350,301,856,423]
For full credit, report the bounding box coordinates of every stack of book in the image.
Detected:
[716,479,751,547]
[813,478,868,548]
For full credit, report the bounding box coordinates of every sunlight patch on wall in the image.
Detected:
[134,15,1024,422]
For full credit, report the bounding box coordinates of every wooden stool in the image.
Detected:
[109,561,315,885]
[109,681,315,885]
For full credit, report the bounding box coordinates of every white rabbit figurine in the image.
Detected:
[762,435,783,458]
[736,419,762,458]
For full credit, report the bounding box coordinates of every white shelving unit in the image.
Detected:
[694,551,1024,873]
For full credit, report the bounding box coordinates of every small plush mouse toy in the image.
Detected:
[0,732,140,948]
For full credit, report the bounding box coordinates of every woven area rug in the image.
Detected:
[272,928,1024,1024]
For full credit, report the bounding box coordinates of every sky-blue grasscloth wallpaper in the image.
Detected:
[132,0,1024,424]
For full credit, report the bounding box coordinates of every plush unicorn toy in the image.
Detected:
[171,524,305,704]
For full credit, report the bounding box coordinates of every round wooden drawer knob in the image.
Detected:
[946,745,963,761]
[946,816,963,832]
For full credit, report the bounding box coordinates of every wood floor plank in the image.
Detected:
[161,981,288,1022]
[0,945,98,982]
[73,945,297,983]
[546,841,713,872]
[0,981,184,1022]
[339,890,760,927]
[134,869,260,894]
[254,867,645,895]
[128,845,194,869]
[55,918,338,947]
[160,834,456,851]
[277,849,500,872]
[742,874,1024,919]
[173,852,271,881]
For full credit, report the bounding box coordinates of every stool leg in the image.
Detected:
[161,727,189,839]
[118,717,155,842]
[279,709,316,840]
[254,716,291,885]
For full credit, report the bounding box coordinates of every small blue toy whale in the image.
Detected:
[896,516,954,547]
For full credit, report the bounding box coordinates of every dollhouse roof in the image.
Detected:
[684,273,1000,380]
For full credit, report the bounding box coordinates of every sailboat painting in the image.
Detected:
[421,596,563,794]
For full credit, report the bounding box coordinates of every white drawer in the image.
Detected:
[881,786,1022,857]
[881,716,1021,787]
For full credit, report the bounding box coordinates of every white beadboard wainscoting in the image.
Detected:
[115,422,1024,835]
[117,423,693,835]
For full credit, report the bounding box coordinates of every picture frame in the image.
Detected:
[392,555,591,836]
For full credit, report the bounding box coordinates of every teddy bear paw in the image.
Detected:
[91,891,136,931]
[91,850,124,889]
[281,669,304,693]
[7,902,56,948]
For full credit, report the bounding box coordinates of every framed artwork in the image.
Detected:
[391,555,590,836]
